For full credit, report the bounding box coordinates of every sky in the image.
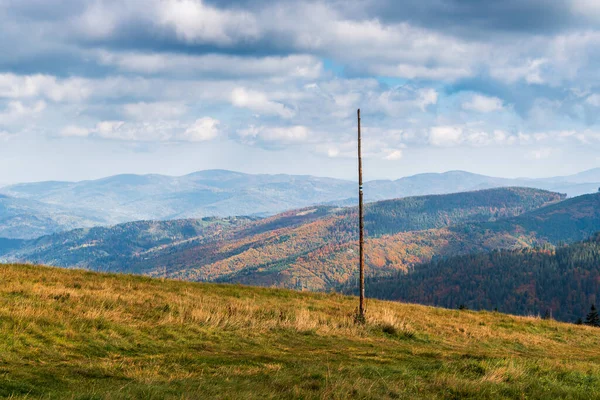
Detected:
[2,0,600,183]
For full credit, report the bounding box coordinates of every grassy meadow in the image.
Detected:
[1,263,600,399]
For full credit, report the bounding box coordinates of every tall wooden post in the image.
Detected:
[357,109,365,318]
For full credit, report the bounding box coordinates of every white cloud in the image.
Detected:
[384,149,403,161]
[429,126,464,147]
[528,147,554,160]
[0,100,46,126]
[238,125,309,145]
[287,6,479,82]
[59,119,220,142]
[60,125,91,138]
[373,64,472,81]
[462,94,504,113]
[181,118,220,142]
[157,0,259,45]
[98,51,322,79]
[429,126,522,147]
[377,87,438,115]
[489,58,548,84]
[96,121,126,138]
[465,130,517,147]
[326,147,340,158]
[93,120,173,141]
[416,88,439,111]
[0,74,91,102]
[75,1,120,39]
[571,0,600,19]
[231,87,295,118]
[586,94,600,107]
[123,102,188,120]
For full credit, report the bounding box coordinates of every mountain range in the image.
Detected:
[4,186,600,324]
[1,168,599,240]
[1,187,574,289]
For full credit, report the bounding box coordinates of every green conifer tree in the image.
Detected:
[585,304,600,327]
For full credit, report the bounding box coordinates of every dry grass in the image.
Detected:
[1,263,600,399]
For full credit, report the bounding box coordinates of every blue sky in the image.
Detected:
[1,0,600,183]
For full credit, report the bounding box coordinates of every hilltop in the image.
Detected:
[1,187,564,290]
[1,264,599,399]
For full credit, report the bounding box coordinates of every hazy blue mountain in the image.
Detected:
[1,170,355,221]
[552,168,600,184]
[0,194,107,239]
[367,170,600,200]
[0,169,598,240]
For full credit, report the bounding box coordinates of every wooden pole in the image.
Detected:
[357,109,365,319]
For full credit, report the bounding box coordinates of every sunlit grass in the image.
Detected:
[1,263,599,399]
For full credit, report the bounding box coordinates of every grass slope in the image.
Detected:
[1,264,600,399]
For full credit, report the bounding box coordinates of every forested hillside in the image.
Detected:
[0,237,24,256]
[360,234,600,322]
[1,217,255,273]
[207,190,596,291]
[460,192,600,243]
[1,188,563,290]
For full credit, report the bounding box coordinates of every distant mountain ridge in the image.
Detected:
[0,194,107,239]
[1,168,598,239]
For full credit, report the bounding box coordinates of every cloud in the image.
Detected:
[0,100,46,125]
[157,0,259,45]
[123,102,188,120]
[489,58,548,84]
[75,1,120,39]
[326,147,340,158]
[237,125,309,147]
[3,0,600,181]
[60,118,220,142]
[181,118,220,142]
[377,86,438,115]
[462,94,504,113]
[60,125,90,138]
[571,0,600,19]
[429,126,519,147]
[0,74,90,102]
[97,51,322,79]
[429,126,464,147]
[586,93,600,107]
[528,147,554,160]
[384,149,403,160]
[372,64,472,81]
[231,87,295,118]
